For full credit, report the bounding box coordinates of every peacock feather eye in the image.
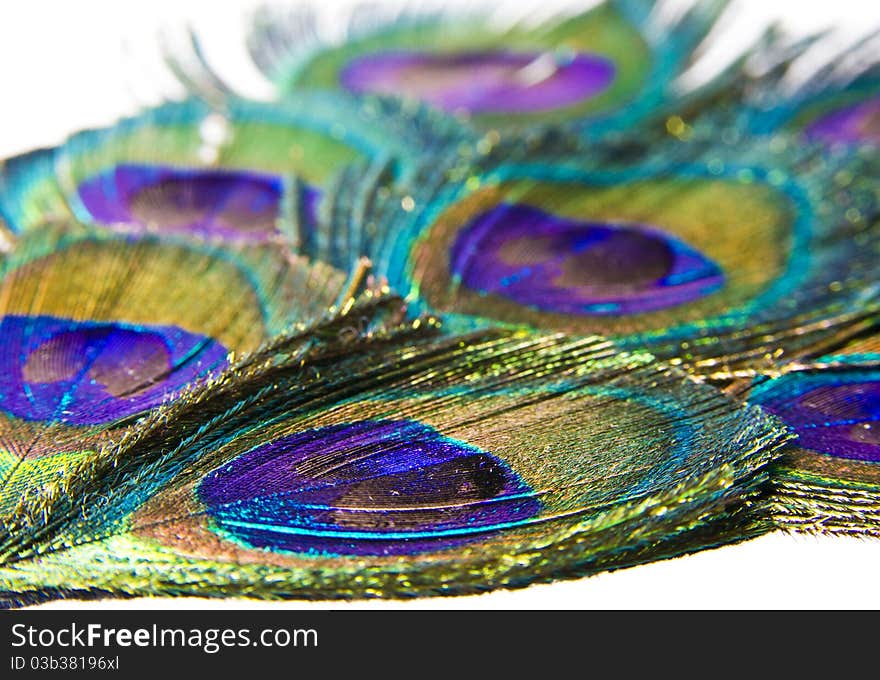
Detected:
[754,371,880,463]
[196,419,541,556]
[1,315,228,425]
[447,202,724,315]
[408,175,793,338]
[339,50,616,116]
[276,5,650,125]
[77,165,286,242]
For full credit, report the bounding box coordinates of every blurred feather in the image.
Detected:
[732,31,880,147]
[177,0,751,138]
[0,95,466,248]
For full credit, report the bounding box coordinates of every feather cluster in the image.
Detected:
[0,0,878,607]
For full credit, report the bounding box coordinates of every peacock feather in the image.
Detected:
[298,124,880,378]
[0,94,465,247]
[0,298,789,604]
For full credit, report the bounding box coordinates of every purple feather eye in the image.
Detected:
[760,381,880,462]
[197,420,542,556]
[0,315,229,425]
[449,203,724,315]
[804,96,880,145]
[77,165,285,241]
[339,50,615,114]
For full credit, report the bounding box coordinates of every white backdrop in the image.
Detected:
[1,0,878,609]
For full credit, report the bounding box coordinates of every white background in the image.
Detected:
[1,0,879,609]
